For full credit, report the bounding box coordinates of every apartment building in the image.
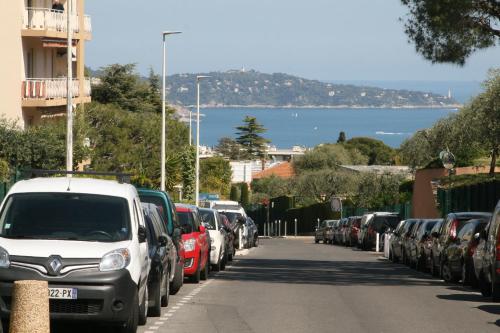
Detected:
[0,0,91,128]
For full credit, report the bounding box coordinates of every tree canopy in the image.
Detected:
[235,116,270,159]
[401,0,500,65]
[345,137,396,165]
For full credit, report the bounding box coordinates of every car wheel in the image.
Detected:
[315,238,319,244]
[228,248,234,262]
[441,261,459,283]
[254,236,259,247]
[161,269,170,307]
[212,257,221,272]
[479,271,492,297]
[430,254,438,277]
[117,291,139,333]
[190,258,201,283]
[201,256,209,280]
[138,285,148,325]
[492,273,500,302]
[170,263,183,295]
[148,276,162,317]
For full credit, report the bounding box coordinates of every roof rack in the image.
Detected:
[24,169,132,184]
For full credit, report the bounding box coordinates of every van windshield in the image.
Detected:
[199,209,216,230]
[0,193,131,242]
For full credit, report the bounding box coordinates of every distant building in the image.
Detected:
[266,145,306,162]
[1,0,92,127]
[230,161,253,183]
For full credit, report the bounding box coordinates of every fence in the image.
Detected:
[437,180,500,217]
[247,196,412,236]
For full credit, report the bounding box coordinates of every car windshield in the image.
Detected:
[199,209,216,229]
[0,193,130,242]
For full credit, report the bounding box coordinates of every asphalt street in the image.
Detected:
[57,237,500,333]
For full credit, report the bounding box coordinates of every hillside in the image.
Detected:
[165,70,459,108]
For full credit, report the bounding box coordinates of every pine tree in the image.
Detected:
[240,182,250,207]
[235,116,270,160]
[229,185,240,202]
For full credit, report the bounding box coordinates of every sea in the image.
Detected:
[194,81,482,149]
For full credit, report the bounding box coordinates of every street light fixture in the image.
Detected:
[195,75,211,206]
[160,31,181,191]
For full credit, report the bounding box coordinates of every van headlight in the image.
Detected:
[184,238,196,252]
[99,249,131,272]
[0,247,10,268]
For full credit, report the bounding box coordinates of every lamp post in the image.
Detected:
[195,75,210,206]
[160,31,181,191]
[66,0,73,173]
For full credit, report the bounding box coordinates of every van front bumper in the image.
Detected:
[0,265,137,324]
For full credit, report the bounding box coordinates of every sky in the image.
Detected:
[85,0,500,82]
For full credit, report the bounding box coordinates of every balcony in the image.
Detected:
[22,8,92,39]
[22,78,91,107]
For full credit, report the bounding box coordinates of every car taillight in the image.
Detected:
[469,244,477,257]
[449,219,459,240]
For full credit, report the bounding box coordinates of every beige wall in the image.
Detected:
[412,166,500,218]
[0,2,25,126]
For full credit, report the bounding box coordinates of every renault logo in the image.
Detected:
[47,256,63,276]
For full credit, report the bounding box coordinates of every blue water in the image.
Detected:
[197,107,459,148]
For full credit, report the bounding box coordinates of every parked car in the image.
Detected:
[199,208,227,271]
[347,216,362,247]
[220,214,235,262]
[407,219,439,270]
[390,219,418,263]
[432,212,492,281]
[426,219,445,276]
[472,202,500,299]
[246,217,259,247]
[138,189,184,295]
[220,212,242,250]
[438,218,489,284]
[315,220,332,244]
[403,220,424,266]
[142,203,173,316]
[0,177,151,332]
[359,212,400,251]
[328,220,340,244]
[175,204,210,283]
[335,218,349,245]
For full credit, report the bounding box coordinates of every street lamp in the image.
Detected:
[160,31,181,191]
[195,75,210,206]
[66,0,73,173]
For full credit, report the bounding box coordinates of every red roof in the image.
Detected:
[253,162,295,180]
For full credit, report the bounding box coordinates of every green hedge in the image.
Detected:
[438,180,500,216]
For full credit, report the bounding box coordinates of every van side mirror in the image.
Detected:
[138,225,147,243]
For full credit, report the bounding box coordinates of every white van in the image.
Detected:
[0,177,150,333]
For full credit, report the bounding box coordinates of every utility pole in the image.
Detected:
[66,0,73,173]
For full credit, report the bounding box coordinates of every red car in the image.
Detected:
[175,204,210,283]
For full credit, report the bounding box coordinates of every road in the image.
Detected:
[57,237,500,333]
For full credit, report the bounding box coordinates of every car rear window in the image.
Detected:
[199,209,217,230]
[177,211,195,229]
[0,193,131,242]
[373,215,400,231]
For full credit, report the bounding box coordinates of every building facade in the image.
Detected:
[0,0,91,128]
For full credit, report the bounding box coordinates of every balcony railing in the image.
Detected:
[22,8,92,34]
[22,78,91,100]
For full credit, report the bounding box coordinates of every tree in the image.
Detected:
[353,173,404,209]
[294,169,358,203]
[468,69,500,175]
[240,182,250,206]
[91,64,161,113]
[345,137,396,165]
[401,0,500,65]
[251,175,293,199]
[229,185,240,201]
[200,157,232,196]
[337,131,346,143]
[235,116,270,159]
[293,144,368,174]
[180,146,195,201]
[215,137,243,160]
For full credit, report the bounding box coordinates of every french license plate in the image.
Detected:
[48,288,78,299]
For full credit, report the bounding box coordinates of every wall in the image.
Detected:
[412,166,500,218]
[0,2,25,125]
